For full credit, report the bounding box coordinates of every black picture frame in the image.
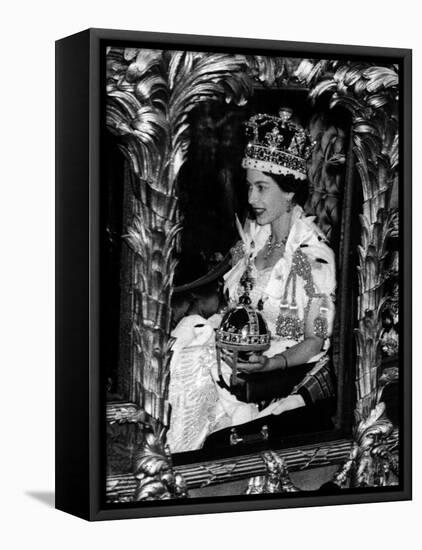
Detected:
[56,28,412,521]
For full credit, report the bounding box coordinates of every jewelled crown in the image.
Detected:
[241,108,314,181]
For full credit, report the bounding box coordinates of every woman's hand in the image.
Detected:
[238,353,268,373]
[220,350,269,373]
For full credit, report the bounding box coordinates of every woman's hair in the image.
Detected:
[263,172,309,207]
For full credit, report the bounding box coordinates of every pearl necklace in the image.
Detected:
[264,233,288,259]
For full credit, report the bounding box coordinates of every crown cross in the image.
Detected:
[266,127,284,152]
[279,108,293,125]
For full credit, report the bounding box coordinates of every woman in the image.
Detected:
[214,107,337,428]
[169,108,337,452]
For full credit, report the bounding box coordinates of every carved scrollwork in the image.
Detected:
[106,429,398,501]
[107,402,146,424]
[133,424,188,501]
[331,403,398,488]
[106,405,188,502]
[246,452,300,494]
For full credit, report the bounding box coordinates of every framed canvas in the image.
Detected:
[55,28,412,521]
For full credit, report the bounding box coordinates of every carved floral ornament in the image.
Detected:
[106,49,399,500]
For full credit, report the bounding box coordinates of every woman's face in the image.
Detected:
[246,169,294,225]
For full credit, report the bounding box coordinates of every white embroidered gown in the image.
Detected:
[167,206,336,453]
